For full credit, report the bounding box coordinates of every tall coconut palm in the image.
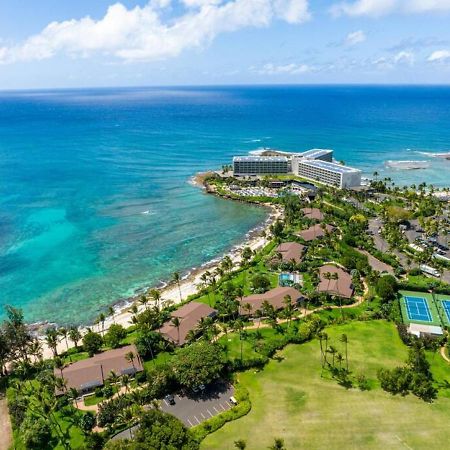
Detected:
[45,327,59,358]
[125,351,136,372]
[59,327,70,358]
[68,326,81,351]
[149,289,162,311]
[171,317,182,345]
[97,313,106,336]
[139,295,149,311]
[172,272,182,303]
[234,440,247,450]
[68,387,79,407]
[108,305,116,324]
[121,374,130,392]
[340,333,349,371]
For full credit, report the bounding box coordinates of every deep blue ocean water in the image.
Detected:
[1,86,450,325]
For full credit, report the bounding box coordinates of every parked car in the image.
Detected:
[164,394,175,405]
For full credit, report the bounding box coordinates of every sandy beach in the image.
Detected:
[38,203,283,360]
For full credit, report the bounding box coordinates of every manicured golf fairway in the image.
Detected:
[201,321,450,450]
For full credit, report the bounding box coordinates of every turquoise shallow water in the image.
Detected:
[1,86,450,325]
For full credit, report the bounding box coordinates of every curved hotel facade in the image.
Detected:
[232,148,361,189]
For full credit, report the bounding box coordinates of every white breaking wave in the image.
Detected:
[385,160,431,170]
[416,151,450,159]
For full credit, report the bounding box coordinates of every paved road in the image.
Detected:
[368,219,450,283]
[160,381,234,427]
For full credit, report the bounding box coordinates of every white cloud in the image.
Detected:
[331,0,396,17]
[428,49,450,62]
[258,62,311,74]
[331,0,450,17]
[393,50,414,65]
[0,0,310,64]
[345,30,366,45]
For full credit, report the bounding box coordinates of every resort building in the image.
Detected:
[299,148,333,162]
[159,301,217,346]
[301,207,324,221]
[317,265,354,299]
[231,148,361,189]
[238,286,302,316]
[407,323,444,338]
[54,345,143,395]
[233,156,290,176]
[276,242,306,264]
[294,160,362,189]
[297,224,334,242]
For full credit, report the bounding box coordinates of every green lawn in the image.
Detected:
[201,321,450,450]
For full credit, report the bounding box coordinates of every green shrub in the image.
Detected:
[191,384,251,442]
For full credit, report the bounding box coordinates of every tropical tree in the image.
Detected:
[125,351,136,372]
[172,272,183,302]
[340,333,349,371]
[234,439,247,450]
[171,317,182,345]
[149,289,162,311]
[45,327,59,358]
[68,326,82,350]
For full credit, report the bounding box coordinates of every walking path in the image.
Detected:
[440,346,450,363]
[0,396,12,450]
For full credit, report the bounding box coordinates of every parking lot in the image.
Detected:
[160,381,234,427]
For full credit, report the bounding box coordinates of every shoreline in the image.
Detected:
[37,198,282,359]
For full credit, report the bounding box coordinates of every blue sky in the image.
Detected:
[1,0,450,89]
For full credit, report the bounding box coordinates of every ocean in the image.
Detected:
[1,85,450,325]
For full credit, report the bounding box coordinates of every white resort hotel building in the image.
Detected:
[232,148,361,189]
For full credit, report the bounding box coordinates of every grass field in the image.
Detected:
[201,321,450,450]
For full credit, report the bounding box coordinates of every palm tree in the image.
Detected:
[340,333,349,371]
[283,295,293,328]
[171,317,182,345]
[45,327,59,358]
[109,370,120,387]
[59,327,70,358]
[29,340,43,362]
[97,313,106,336]
[54,356,65,379]
[121,374,130,392]
[149,289,162,311]
[336,352,344,370]
[125,351,136,372]
[233,319,244,361]
[108,305,116,324]
[139,295,149,311]
[327,345,337,368]
[234,440,247,450]
[172,272,182,302]
[68,387,79,407]
[242,302,252,317]
[68,326,81,350]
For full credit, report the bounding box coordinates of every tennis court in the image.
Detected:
[441,300,450,323]
[404,296,432,322]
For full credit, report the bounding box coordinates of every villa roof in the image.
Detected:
[297,224,334,242]
[54,344,143,394]
[159,301,217,346]
[238,286,301,316]
[276,242,305,264]
[317,265,354,299]
[301,207,324,221]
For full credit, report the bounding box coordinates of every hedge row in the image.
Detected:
[190,384,251,442]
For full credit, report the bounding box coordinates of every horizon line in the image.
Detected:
[2,82,450,93]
